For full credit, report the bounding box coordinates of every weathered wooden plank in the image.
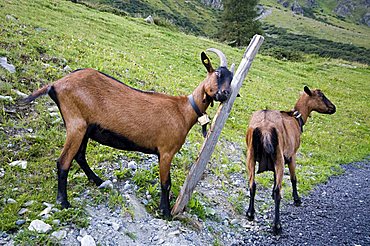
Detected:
[171,34,265,216]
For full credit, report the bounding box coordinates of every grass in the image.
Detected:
[0,0,369,243]
[260,1,370,49]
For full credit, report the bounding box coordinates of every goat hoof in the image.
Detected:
[272,223,282,235]
[294,198,302,206]
[93,178,104,186]
[246,211,255,221]
[160,207,172,220]
[58,200,71,209]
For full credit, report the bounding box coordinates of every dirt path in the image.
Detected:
[237,158,370,245]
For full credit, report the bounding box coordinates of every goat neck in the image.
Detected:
[293,93,312,125]
[186,80,212,124]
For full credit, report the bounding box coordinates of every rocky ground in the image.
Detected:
[1,143,369,245]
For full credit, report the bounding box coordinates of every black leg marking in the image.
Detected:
[291,178,302,206]
[246,181,256,221]
[56,161,70,209]
[159,174,171,219]
[74,135,103,186]
[272,187,282,235]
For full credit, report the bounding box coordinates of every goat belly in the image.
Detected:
[87,124,158,155]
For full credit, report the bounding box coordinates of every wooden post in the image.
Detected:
[171,34,264,216]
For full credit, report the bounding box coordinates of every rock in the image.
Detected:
[52,219,60,225]
[128,161,137,170]
[24,200,35,207]
[362,12,370,26]
[43,202,54,208]
[63,65,72,72]
[9,160,27,169]
[144,15,154,24]
[334,0,355,17]
[18,208,29,215]
[79,229,88,237]
[168,230,181,236]
[201,0,223,10]
[51,230,67,240]
[39,206,52,216]
[291,0,304,15]
[230,219,239,225]
[0,57,16,73]
[7,198,17,204]
[278,0,290,8]
[15,219,26,226]
[123,182,131,190]
[28,220,52,233]
[80,235,96,246]
[98,180,113,189]
[111,222,120,231]
[5,14,17,22]
[127,194,148,220]
[11,89,28,98]
[0,95,13,102]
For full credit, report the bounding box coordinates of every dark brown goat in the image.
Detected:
[245,86,336,234]
[23,49,234,217]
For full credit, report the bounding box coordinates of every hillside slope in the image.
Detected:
[0,0,369,244]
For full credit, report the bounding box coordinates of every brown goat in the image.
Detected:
[22,49,234,217]
[245,86,336,235]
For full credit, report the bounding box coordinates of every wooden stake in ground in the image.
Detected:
[171,34,265,216]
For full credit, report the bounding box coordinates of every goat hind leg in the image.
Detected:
[272,157,284,235]
[74,135,103,186]
[246,150,256,220]
[57,124,86,209]
[288,156,301,206]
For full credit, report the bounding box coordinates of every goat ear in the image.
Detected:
[201,52,214,73]
[304,86,312,96]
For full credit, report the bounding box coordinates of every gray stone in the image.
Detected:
[51,230,67,240]
[18,208,29,215]
[63,65,72,72]
[111,222,120,231]
[128,161,137,170]
[5,14,17,22]
[28,220,52,233]
[9,160,27,169]
[144,15,154,24]
[80,235,96,246]
[39,206,52,216]
[0,95,13,102]
[98,180,113,189]
[0,57,16,73]
[15,219,26,226]
[7,198,17,204]
[52,219,60,225]
[24,200,35,207]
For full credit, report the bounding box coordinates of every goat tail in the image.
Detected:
[20,85,51,104]
[252,127,279,173]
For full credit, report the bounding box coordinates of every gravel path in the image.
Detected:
[238,158,370,245]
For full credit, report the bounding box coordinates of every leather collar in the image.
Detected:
[293,110,304,133]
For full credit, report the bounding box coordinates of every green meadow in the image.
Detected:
[0,0,369,240]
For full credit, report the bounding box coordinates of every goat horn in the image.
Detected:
[230,63,235,74]
[206,48,228,68]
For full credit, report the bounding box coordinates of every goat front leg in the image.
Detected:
[272,154,284,235]
[246,150,256,221]
[159,152,173,218]
[288,155,302,206]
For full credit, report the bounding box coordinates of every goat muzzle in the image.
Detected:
[214,89,231,102]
